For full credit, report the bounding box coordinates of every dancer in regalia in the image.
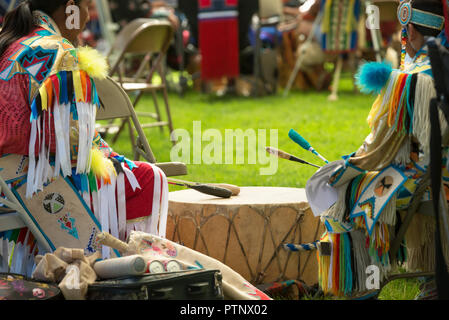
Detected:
[0,0,169,275]
[307,0,449,299]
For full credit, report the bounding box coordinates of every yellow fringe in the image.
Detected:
[73,70,84,103]
[39,85,48,111]
[318,232,330,295]
[346,0,356,34]
[321,0,332,34]
[367,93,387,131]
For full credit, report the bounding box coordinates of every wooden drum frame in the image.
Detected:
[166,187,324,286]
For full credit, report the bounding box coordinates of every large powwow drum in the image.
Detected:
[167,187,324,285]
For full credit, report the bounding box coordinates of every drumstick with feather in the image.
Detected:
[169,178,240,196]
[266,147,321,169]
[167,178,234,198]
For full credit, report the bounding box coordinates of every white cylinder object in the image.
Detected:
[94,255,146,279]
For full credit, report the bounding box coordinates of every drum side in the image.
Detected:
[167,196,324,287]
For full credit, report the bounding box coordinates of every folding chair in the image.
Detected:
[95,75,187,177]
[0,181,26,233]
[0,154,123,268]
[0,156,52,253]
[104,18,176,145]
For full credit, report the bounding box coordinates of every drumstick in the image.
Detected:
[266,147,321,169]
[97,232,131,253]
[168,178,240,196]
[168,180,233,198]
[288,129,329,164]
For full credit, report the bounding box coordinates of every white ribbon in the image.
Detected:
[148,164,161,236]
[126,223,134,238]
[99,179,110,259]
[158,169,169,238]
[53,142,61,178]
[26,245,38,277]
[63,103,71,172]
[107,173,119,240]
[121,164,141,191]
[76,102,87,174]
[33,118,44,193]
[53,104,71,177]
[91,190,100,222]
[20,230,30,275]
[43,109,52,182]
[116,173,127,241]
[86,107,96,173]
[10,241,24,275]
[26,120,37,198]
[76,102,96,175]
[0,238,9,273]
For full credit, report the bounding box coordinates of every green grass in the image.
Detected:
[378,278,421,300]
[105,74,420,300]
[111,75,371,188]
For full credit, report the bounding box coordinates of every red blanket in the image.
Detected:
[198,0,240,80]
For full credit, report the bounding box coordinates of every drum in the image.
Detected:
[166,187,324,286]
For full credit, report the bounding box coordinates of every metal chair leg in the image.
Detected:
[150,90,164,134]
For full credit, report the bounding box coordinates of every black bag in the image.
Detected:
[87,269,224,300]
[0,273,62,300]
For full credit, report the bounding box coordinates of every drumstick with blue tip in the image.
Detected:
[288,129,329,164]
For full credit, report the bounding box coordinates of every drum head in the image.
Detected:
[0,273,61,300]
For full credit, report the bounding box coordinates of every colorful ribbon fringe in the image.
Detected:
[27,70,101,198]
[320,0,361,53]
[367,70,416,135]
[318,232,353,297]
[0,227,39,277]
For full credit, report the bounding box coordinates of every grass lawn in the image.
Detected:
[106,74,420,300]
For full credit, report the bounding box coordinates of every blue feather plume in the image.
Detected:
[355,61,393,95]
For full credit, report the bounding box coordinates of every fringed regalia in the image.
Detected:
[0,11,168,276]
[309,4,449,297]
[319,0,362,53]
